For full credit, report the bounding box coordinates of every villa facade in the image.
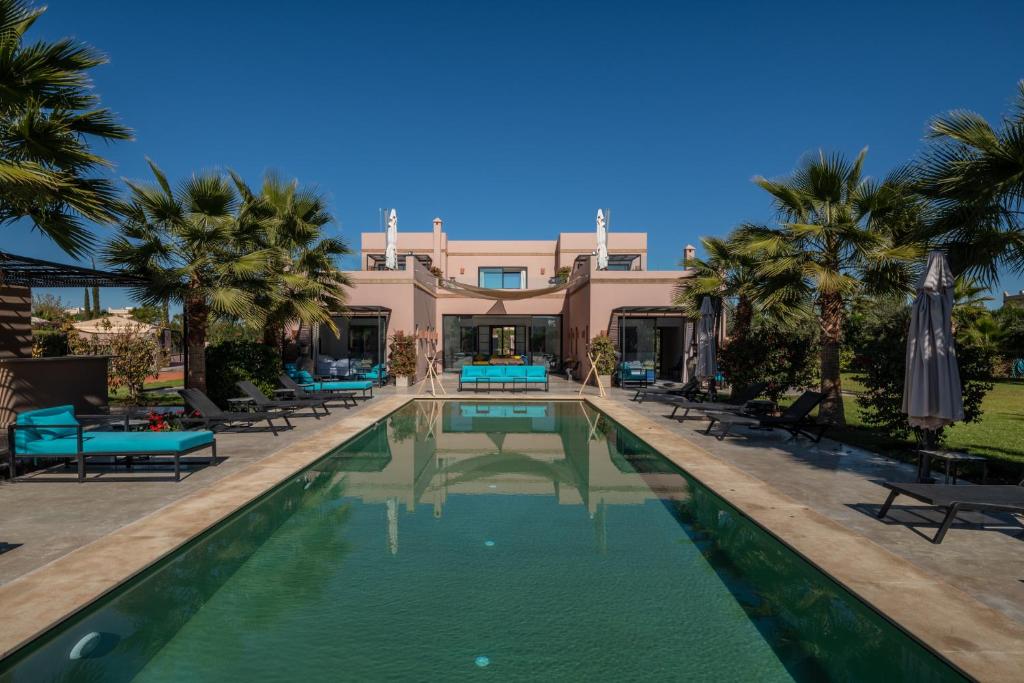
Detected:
[312,218,700,383]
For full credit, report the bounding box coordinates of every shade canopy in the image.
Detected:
[695,297,717,380]
[902,251,964,430]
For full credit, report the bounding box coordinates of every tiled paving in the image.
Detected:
[1,376,1023,680]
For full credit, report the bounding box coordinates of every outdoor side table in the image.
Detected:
[227,397,256,412]
[743,400,777,418]
[918,450,988,484]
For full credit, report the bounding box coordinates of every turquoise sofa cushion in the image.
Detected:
[305,380,372,391]
[525,365,547,378]
[21,430,214,456]
[15,405,80,450]
[461,366,485,378]
[295,370,316,384]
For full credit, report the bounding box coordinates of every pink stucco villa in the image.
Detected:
[313,217,700,383]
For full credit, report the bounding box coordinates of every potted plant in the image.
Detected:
[589,335,617,389]
[389,331,417,387]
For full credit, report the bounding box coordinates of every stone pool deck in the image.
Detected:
[1,378,1022,680]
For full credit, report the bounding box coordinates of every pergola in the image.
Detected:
[0,251,145,289]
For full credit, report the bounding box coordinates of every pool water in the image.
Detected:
[0,401,964,682]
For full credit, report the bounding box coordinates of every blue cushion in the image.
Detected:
[296,370,316,384]
[305,380,372,391]
[483,367,506,378]
[505,367,527,378]
[15,405,80,450]
[461,366,485,378]
[525,365,547,378]
[21,431,214,456]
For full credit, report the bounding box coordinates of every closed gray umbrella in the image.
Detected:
[903,250,963,432]
[696,297,717,381]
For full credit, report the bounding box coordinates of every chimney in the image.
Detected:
[433,217,443,233]
[683,244,696,264]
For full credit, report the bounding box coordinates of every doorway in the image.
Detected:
[491,326,516,357]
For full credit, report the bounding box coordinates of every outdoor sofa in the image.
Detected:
[702,390,828,441]
[179,388,292,435]
[9,405,216,482]
[877,481,1024,544]
[459,365,549,392]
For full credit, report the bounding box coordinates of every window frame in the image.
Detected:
[477,266,527,290]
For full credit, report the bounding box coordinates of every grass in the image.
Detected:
[823,379,1024,483]
[108,377,184,407]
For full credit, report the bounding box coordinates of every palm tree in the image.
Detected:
[0,0,131,257]
[915,81,1024,282]
[742,149,921,425]
[104,161,269,391]
[231,171,351,352]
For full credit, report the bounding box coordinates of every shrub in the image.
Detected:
[32,329,69,357]
[205,340,282,408]
[853,305,994,442]
[553,265,572,284]
[718,320,818,402]
[589,335,617,375]
[388,332,417,378]
[107,325,158,404]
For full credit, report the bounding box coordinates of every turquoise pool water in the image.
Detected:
[1,401,964,682]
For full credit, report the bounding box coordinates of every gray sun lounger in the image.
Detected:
[666,382,768,419]
[704,390,827,441]
[236,380,329,418]
[279,375,357,408]
[634,377,705,403]
[179,388,290,435]
[877,481,1024,544]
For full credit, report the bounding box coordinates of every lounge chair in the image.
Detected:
[178,388,290,435]
[877,481,1024,544]
[665,382,769,419]
[236,381,329,418]
[292,369,374,398]
[633,377,704,403]
[279,375,357,407]
[703,390,827,441]
[8,405,216,482]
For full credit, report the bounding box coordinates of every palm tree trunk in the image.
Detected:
[185,298,209,392]
[819,292,845,425]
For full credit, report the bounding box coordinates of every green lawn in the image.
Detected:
[825,380,1024,482]
[109,377,184,407]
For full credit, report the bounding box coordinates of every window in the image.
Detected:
[478,267,526,289]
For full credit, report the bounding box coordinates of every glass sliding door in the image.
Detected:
[441,315,562,370]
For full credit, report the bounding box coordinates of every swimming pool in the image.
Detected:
[0,401,965,681]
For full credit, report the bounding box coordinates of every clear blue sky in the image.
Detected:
[13,0,1024,309]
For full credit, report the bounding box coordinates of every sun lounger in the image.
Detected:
[278,375,357,407]
[704,390,827,441]
[877,481,1024,544]
[665,382,768,419]
[179,388,290,435]
[633,377,704,403]
[236,381,329,418]
[292,370,374,398]
[8,405,216,482]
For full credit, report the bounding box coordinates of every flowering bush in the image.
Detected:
[147,410,186,432]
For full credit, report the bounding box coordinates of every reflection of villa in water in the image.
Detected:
[313,402,689,552]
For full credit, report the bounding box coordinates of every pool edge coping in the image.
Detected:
[587,396,1024,683]
[0,394,1020,681]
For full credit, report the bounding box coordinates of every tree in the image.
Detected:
[995,305,1024,361]
[674,233,769,344]
[31,292,66,322]
[718,316,818,402]
[742,149,921,424]
[914,81,1024,283]
[82,288,90,317]
[129,304,167,326]
[231,171,351,351]
[0,0,132,257]
[104,161,268,392]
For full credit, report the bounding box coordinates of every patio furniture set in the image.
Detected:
[457,365,550,392]
[7,367,377,483]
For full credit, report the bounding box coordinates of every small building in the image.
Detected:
[1002,290,1024,308]
[313,217,701,382]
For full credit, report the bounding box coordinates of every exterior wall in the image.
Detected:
[444,240,557,287]
[0,286,32,359]
[0,356,109,431]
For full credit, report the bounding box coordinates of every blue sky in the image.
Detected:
[14,0,1024,308]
